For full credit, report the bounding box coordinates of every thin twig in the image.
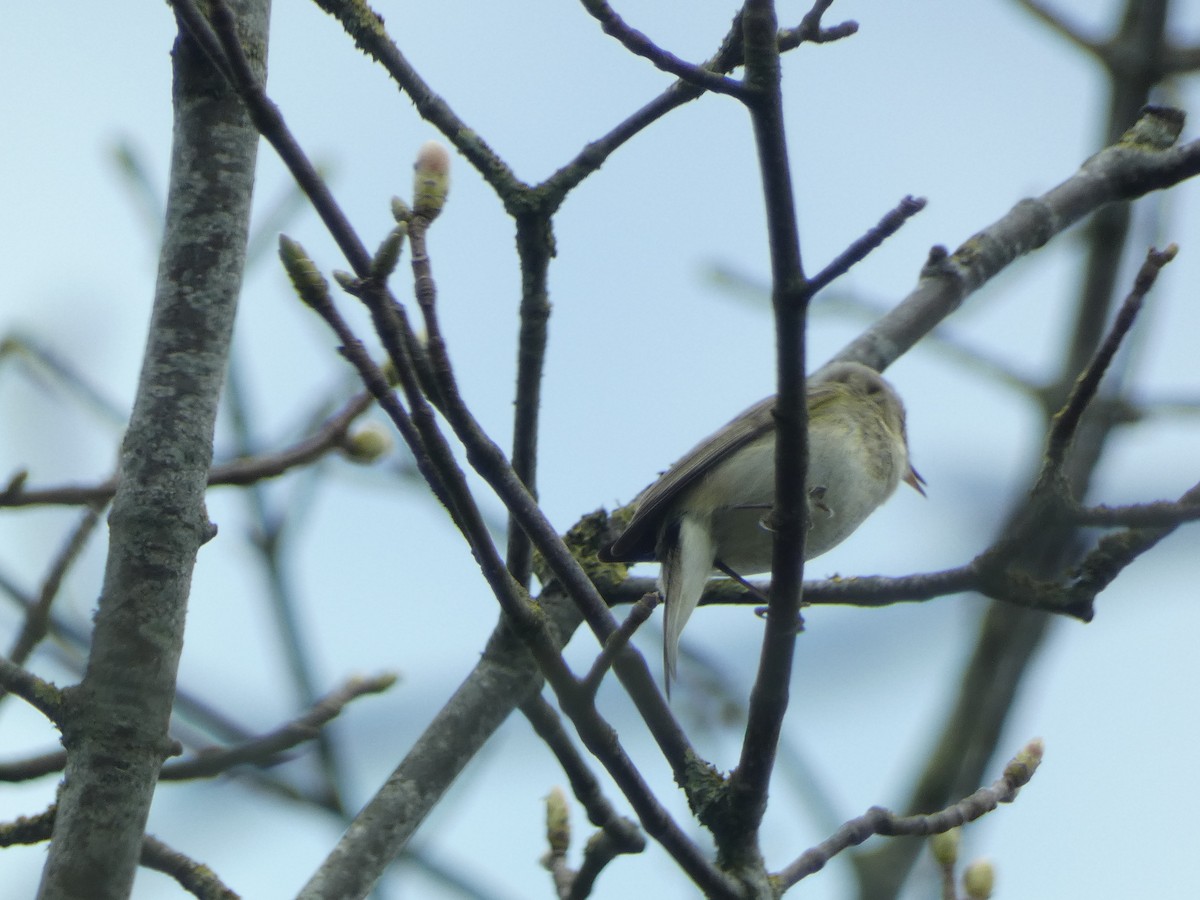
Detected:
[309,0,523,199]
[0,806,241,899]
[291,240,733,897]
[1072,488,1200,527]
[0,749,66,782]
[1042,244,1177,477]
[222,352,344,810]
[834,108,1200,374]
[0,657,63,723]
[578,0,748,97]
[808,196,927,294]
[1066,481,1200,602]
[162,674,396,780]
[569,825,644,900]
[780,0,859,47]
[141,834,241,900]
[506,213,554,589]
[0,805,56,847]
[521,697,644,851]
[580,593,659,696]
[775,739,1043,889]
[0,390,375,508]
[4,505,103,668]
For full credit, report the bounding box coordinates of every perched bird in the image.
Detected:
[600,361,924,695]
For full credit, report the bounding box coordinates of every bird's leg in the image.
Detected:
[714,560,771,603]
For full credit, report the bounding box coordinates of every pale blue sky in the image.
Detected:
[2,2,1199,898]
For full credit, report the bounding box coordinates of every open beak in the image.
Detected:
[904,465,927,497]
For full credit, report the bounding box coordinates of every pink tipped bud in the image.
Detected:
[412,141,451,220]
[1004,737,1044,787]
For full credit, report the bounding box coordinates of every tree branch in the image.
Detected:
[2,505,102,675]
[161,674,396,780]
[578,0,748,97]
[776,739,1042,890]
[0,389,375,508]
[725,0,808,872]
[0,657,64,724]
[3,806,241,900]
[1040,245,1177,479]
[834,106,1200,373]
[37,2,268,895]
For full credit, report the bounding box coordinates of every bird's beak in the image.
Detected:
[904,465,927,497]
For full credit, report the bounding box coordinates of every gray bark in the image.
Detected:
[36,3,270,897]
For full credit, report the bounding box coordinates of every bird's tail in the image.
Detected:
[660,514,715,698]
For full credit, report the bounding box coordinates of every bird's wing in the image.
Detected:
[601,395,779,562]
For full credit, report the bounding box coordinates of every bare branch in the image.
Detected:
[809,196,927,295]
[1042,245,1178,478]
[0,750,66,782]
[0,657,64,724]
[835,106,1200,373]
[1,807,239,900]
[162,674,397,780]
[308,0,522,198]
[726,1,809,866]
[1067,481,1200,600]
[0,806,56,847]
[578,0,748,97]
[776,739,1043,889]
[141,835,240,900]
[2,506,102,673]
[580,593,659,696]
[1164,43,1200,74]
[0,389,375,508]
[37,0,268,892]
[1073,485,1200,528]
[525,699,646,900]
[780,1,858,47]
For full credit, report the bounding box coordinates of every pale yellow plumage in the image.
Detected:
[601,362,923,696]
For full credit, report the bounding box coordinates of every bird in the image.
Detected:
[600,361,924,696]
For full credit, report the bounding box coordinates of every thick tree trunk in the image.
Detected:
[37,3,270,897]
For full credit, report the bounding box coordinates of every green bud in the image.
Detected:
[1118,105,1184,150]
[545,786,570,854]
[380,358,401,386]
[963,859,995,899]
[371,224,408,280]
[332,270,359,293]
[412,141,450,220]
[930,828,960,867]
[278,235,330,310]
[391,196,412,224]
[341,423,393,463]
[1004,738,1044,787]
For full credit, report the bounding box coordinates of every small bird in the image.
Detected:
[600,361,924,696]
